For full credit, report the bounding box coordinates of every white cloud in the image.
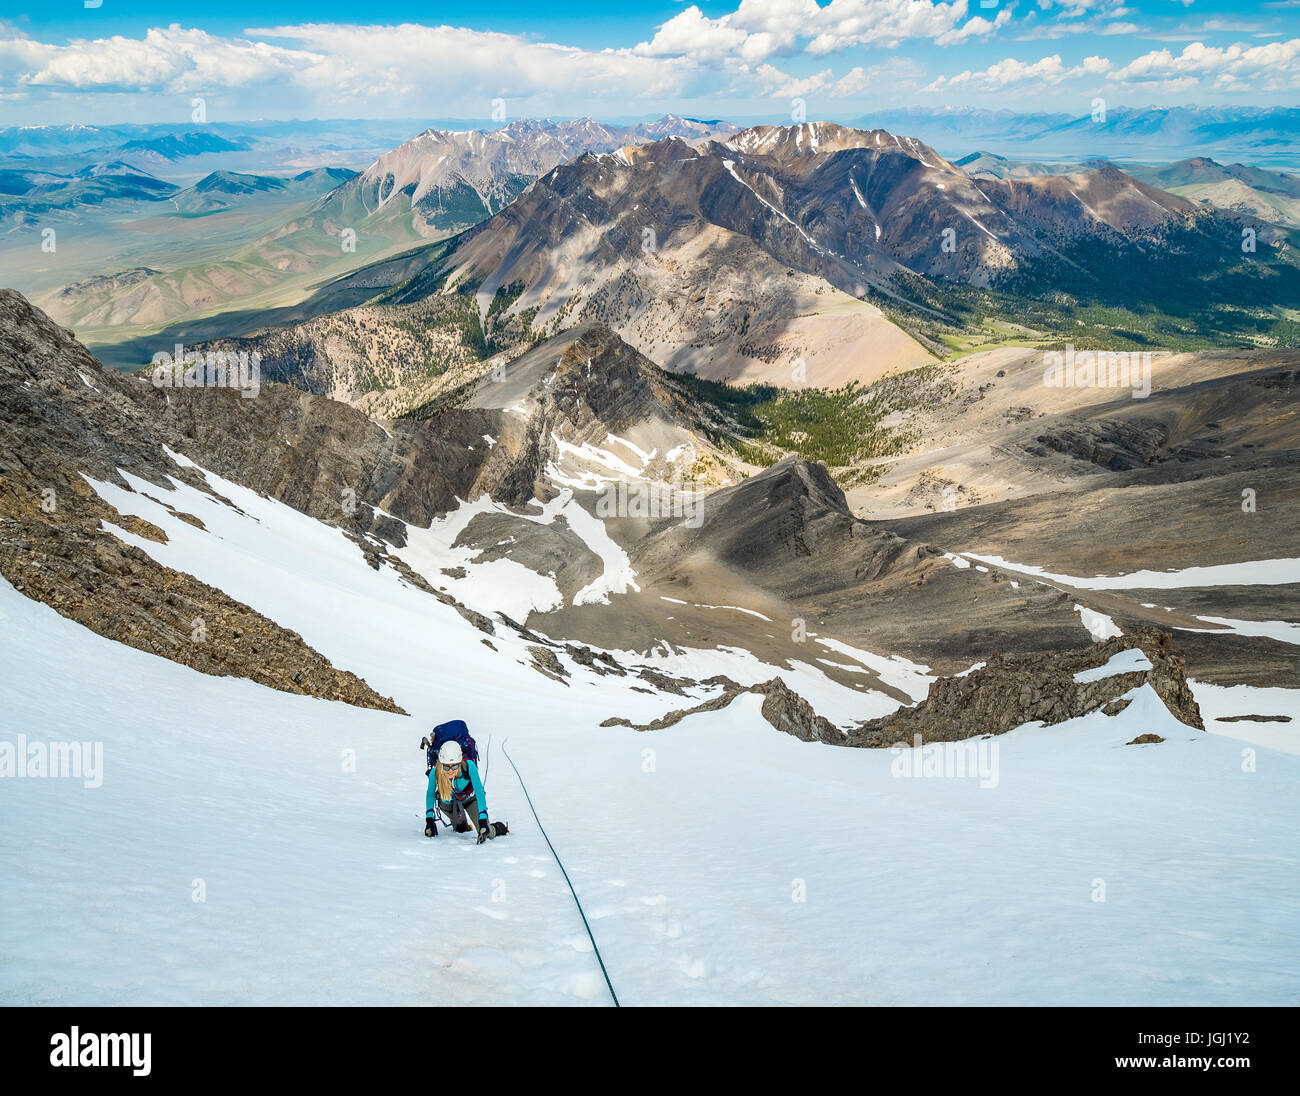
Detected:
[757,54,926,97]
[932,53,1068,90]
[927,50,1114,90]
[756,63,835,97]
[1113,36,1300,81]
[924,33,1300,95]
[634,6,752,62]
[4,25,320,94]
[1,13,1293,118]
[636,0,1008,64]
[0,22,703,106]
[935,8,1014,47]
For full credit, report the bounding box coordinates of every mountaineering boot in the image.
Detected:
[477,818,509,843]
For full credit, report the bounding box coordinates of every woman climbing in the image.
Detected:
[422,720,508,843]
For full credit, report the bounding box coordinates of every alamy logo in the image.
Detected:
[151,343,260,398]
[50,1028,151,1076]
[0,735,103,788]
[595,479,704,528]
[890,735,1000,789]
[1042,343,1151,399]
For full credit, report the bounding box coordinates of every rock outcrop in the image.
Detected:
[752,678,843,745]
[0,288,484,710]
[848,628,1202,747]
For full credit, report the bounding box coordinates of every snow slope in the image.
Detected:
[3,459,1299,1005]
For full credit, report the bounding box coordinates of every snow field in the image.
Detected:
[1,458,1297,1004]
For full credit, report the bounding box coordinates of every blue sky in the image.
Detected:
[3,1,1299,125]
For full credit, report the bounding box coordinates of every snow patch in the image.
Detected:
[1075,604,1122,642]
[1074,648,1153,684]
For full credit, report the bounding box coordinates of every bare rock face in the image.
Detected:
[848,628,1202,747]
[0,288,423,711]
[1027,418,1173,471]
[634,455,915,601]
[527,645,569,685]
[752,678,842,745]
[598,674,842,743]
[446,321,742,505]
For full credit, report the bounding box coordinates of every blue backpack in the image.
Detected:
[426,720,478,772]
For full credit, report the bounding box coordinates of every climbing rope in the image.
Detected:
[501,740,620,1007]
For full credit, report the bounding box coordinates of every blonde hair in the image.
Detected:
[436,763,453,804]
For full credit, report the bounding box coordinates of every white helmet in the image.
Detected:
[438,740,463,767]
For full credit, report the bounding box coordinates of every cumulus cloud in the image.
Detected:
[5,25,320,94]
[0,8,1012,114]
[930,53,1070,90]
[633,6,752,63]
[1112,36,1300,81]
[0,14,1293,117]
[755,63,835,97]
[0,21,704,106]
[637,0,1006,64]
[927,35,1300,95]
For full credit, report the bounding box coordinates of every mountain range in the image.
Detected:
[180,120,1297,407]
[856,106,1300,168]
[9,118,738,350]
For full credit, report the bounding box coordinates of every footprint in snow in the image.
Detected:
[564,971,608,1001]
[675,956,709,979]
[654,920,683,940]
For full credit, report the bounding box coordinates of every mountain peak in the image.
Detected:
[724,122,943,167]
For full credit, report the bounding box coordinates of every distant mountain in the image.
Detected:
[1134,157,1296,192]
[74,160,158,180]
[0,167,66,194]
[0,166,177,223]
[170,170,290,213]
[156,167,352,210]
[857,106,1300,168]
[29,167,365,330]
[317,122,1193,363]
[314,115,737,240]
[857,109,1074,147]
[0,124,123,157]
[953,151,1088,180]
[631,114,739,140]
[1126,157,1300,230]
[1,162,352,226]
[194,170,287,195]
[213,119,1299,394]
[0,120,457,180]
[289,167,356,190]
[118,132,253,162]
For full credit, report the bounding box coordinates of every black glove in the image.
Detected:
[476,815,491,844]
[424,815,438,838]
